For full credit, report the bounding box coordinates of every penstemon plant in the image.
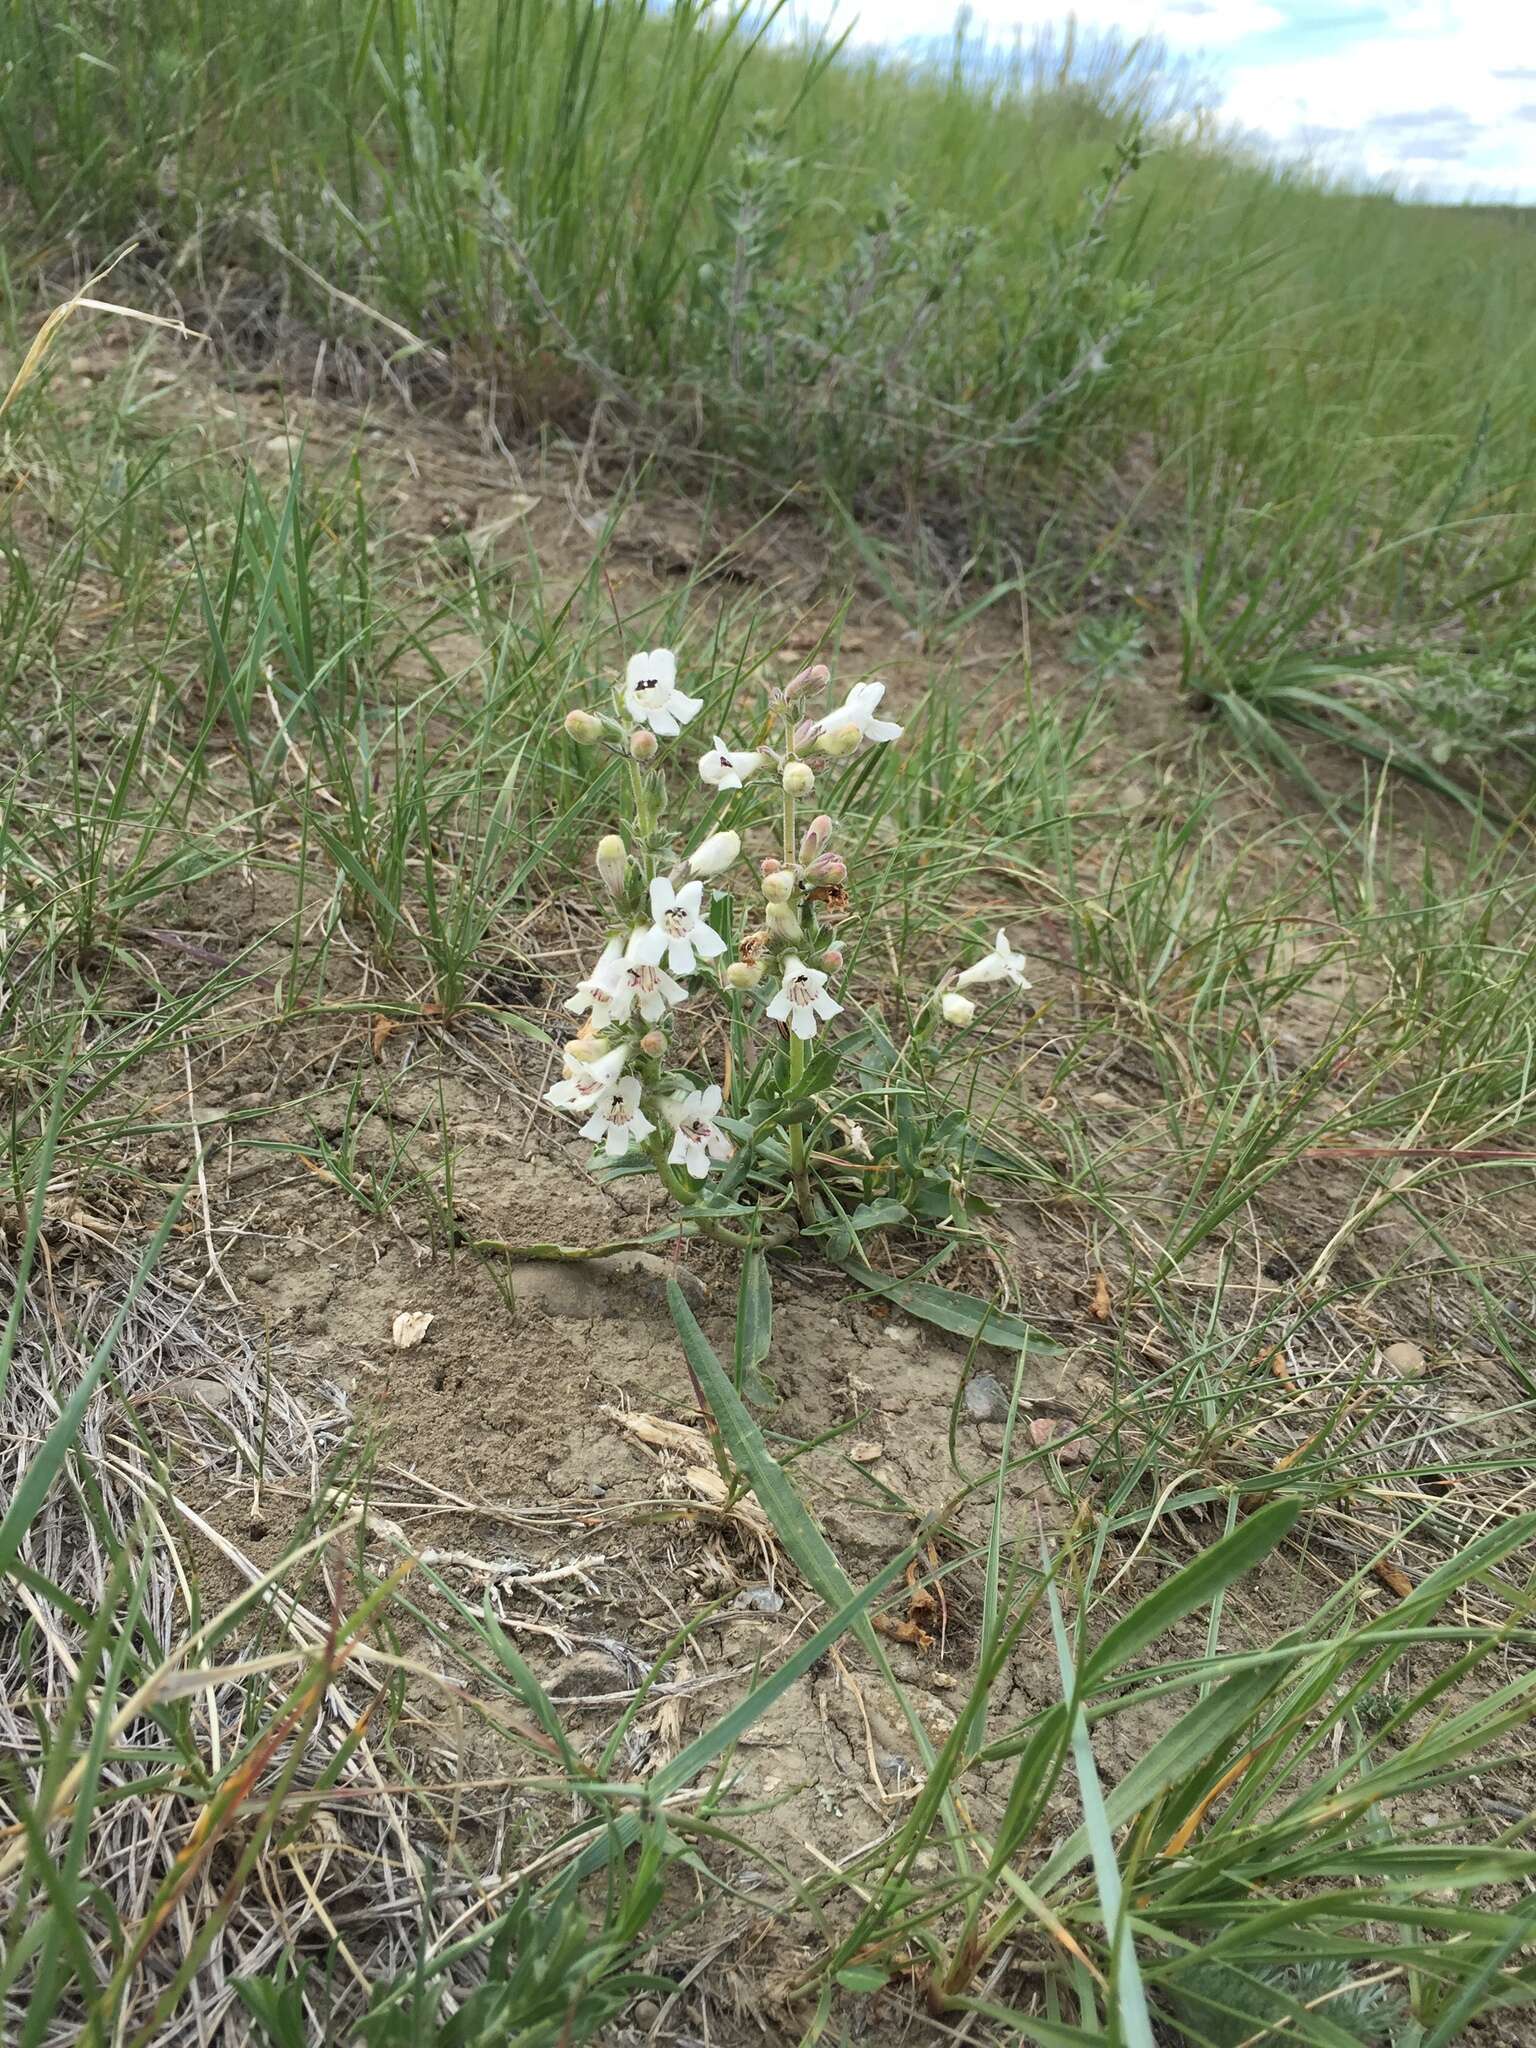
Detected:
[545,642,1032,1258]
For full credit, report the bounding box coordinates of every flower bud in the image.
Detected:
[596,834,628,898]
[942,992,977,1028]
[765,900,802,940]
[639,1030,665,1057]
[725,959,764,990]
[628,727,658,761]
[816,721,862,759]
[784,662,830,701]
[761,869,795,904]
[805,853,847,884]
[781,760,816,798]
[799,814,833,865]
[566,1033,613,1063]
[685,830,741,879]
[760,855,782,875]
[821,947,844,970]
[564,708,604,744]
[793,718,818,749]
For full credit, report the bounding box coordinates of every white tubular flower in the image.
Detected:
[637,877,727,976]
[544,1044,626,1112]
[564,937,624,1019]
[810,680,903,749]
[697,734,766,790]
[684,829,741,879]
[941,992,977,1028]
[611,928,689,1024]
[955,928,1031,992]
[623,648,702,736]
[579,1075,655,1158]
[664,1084,735,1178]
[765,955,842,1040]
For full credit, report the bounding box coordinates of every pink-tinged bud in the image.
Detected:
[639,1030,665,1057]
[628,727,658,761]
[761,870,795,905]
[793,718,818,749]
[798,813,833,864]
[564,708,604,744]
[784,662,830,701]
[760,855,782,876]
[806,853,847,884]
[821,947,844,970]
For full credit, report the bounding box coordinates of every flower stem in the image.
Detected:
[787,1030,813,1222]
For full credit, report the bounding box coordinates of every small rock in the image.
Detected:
[1382,1339,1427,1378]
[630,1998,661,2027]
[963,1374,1010,1423]
[848,1439,884,1464]
[547,1647,629,1700]
[1029,1413,1091,1464]
[161,1375,234,1411]
[244,1261,274,1284]
[734,1585,783,1615]
[391,1310,433,1351]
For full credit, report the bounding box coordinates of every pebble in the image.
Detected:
[1382,1339,1427,1377]
[630,1998,660,2027]
[734,1586,783,1615]
[245,1262,274,1284]
[963,1373,1010,1422]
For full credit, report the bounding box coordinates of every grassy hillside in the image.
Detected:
[6,6,1536,2046]
[7,0,1536,756]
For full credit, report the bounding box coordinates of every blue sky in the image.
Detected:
[783,2,1536,201]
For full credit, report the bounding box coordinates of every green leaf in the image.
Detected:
[1081,1497,1301,1689]
[834,1264,1060,1354]
[1032,1661,1288,1894]
[733,1248,775,1406]
[849,1199,911,1232]
[836,1965,890,1993]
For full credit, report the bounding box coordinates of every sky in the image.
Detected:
[781,1,1536,202]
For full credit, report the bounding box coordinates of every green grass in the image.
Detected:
[6,0,1536,767]
[7,6,1536,2043]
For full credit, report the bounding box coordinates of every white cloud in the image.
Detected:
[1223,5,1536,197]
[785,0,1284,52]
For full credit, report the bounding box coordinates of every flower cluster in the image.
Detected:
[546,645,904,1195]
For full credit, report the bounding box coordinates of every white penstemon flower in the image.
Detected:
[809,680,903,750]
[665,1084,735,1178]
[955,928,1031,992]
[765,955,843,1040]
[697,735,766,790]
[543,1043,626,1111]
[580,1075,655,1158]
[624,648,703,736]
[638,877,727,976]
[611,927,689,1024]
[564,936,624,1019]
